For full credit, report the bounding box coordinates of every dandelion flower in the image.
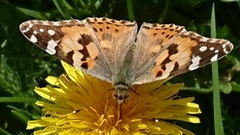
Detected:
[27,61,201,135]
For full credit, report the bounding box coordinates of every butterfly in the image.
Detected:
[19,17,233,104]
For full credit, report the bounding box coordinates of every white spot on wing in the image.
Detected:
[46,49,55,55]
[189,56,201,71]
[199,46,207,52]
[40,28,44,32]
[33,31,37,34]
[30,35,37,43]
[215,50,219,53]
[48,30,55,36]
[210,47,214,50]
[46,39,58,55]
[222,44,226,49]
[211,54,218,62]
[28,23,33,29]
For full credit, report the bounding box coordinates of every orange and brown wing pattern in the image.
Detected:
[19,17,234,86]
[133,23,233,84]
[19,19,111,82]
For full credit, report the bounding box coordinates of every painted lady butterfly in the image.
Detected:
[19,17,233,103]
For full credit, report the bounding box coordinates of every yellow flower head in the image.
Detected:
[27,61,201,135]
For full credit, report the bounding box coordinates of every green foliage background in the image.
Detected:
[0,0,240,134]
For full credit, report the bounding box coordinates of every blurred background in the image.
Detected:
[0,0,240,134]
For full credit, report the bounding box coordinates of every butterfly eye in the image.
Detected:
[123,92,130,100]
[113,92,119,99]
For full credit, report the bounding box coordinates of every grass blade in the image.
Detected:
[127,0,135,21]
[211,3,224,135]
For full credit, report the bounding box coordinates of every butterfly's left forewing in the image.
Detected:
[19,19,112,82]
[19,18,138,84]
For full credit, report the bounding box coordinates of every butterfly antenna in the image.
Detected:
[130,87,140,96]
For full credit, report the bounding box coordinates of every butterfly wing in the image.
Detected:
[19,19,114,82]
[19,18,138,83]
[133,22,233,84]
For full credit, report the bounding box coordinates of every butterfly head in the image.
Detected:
[113,84,130,104]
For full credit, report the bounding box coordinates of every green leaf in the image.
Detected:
[53,0,72,19]
[0,97,36,103]
[17,7,46,20]
[0,128,11,135]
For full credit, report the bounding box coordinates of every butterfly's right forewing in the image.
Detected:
[133,22,233,85]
